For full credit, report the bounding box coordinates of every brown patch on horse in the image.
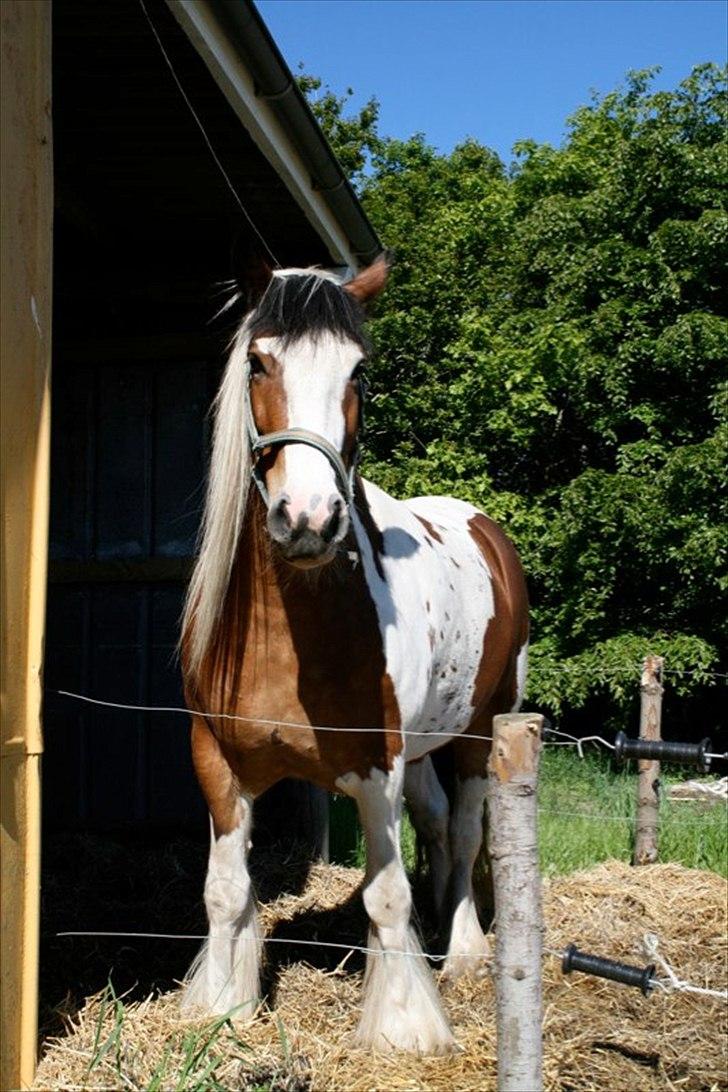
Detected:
[189,715,242,836]
[450,514,529,781]
[468,514,528,711]
[341,376,362,465]
[247,340,291,497]
[187,492,401,801]
[414,514,443,543]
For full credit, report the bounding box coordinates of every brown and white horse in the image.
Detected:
[180,256,529,1053]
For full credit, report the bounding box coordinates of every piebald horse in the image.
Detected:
[180,257,528,1053]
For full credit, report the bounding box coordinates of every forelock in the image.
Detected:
[247,272,370,351]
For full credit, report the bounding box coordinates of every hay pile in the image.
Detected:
[35,860,727,1091]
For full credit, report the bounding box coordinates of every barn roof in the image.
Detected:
[172,0,382,267]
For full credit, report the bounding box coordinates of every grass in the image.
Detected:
[83,982,263,1092]
[344,748,727,877]
[538,747,727,877]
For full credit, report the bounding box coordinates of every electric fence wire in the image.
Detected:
[138,0,281,268]
[52,929,727,1002]
[51,690,728,765]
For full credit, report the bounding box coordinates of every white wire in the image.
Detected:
[138,0,280,268]
[54,689,726,764]
[56,930,728,1001]
[663,668,728,680]
[57,930,451,962]
[54,690,494,744]
[642,933,728,1001]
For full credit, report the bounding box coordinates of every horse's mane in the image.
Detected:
[182,267,368,680]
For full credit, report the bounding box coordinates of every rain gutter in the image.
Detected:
[169,0,382,268]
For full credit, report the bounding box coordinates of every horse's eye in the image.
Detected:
[350,361,366,382]
[248,353,266,377]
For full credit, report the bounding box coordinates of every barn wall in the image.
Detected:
[0,2,53,1086]
[45,0,336,840]
[45,343,216,830]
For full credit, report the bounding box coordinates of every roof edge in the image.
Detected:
[170,0,382,268]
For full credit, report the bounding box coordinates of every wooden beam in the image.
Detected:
[48,558,193,584]
[0,3,53,1087]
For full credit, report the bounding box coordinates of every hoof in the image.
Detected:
[441,953,491,983]
[442,933,493,983]
[357,926,455,1054]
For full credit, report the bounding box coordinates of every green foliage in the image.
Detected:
[346,748,727,876]
[297,69,382,188]
[303,64,728,728]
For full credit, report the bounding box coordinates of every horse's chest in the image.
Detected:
[209,562,403,791]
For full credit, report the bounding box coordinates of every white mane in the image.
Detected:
[182,319,253,678]
[273,266,345,283]
[182,266,350,677]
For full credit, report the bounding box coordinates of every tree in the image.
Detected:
[297,70,382,189]
[302,65,728,730]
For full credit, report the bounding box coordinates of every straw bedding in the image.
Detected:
[35,859,727,1091]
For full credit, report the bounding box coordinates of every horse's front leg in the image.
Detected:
[181,719,261,1018]
[338,756,454,1054]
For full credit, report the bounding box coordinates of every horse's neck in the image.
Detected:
[237,476,383,589]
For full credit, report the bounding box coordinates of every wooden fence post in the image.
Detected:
[487,713,544,1092]
[633,655,664,866]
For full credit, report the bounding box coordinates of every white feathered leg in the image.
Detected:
[181,796,261,1018]
[338,755,454,1054]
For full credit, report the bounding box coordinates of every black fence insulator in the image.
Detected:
[613,731,712,772]
[562,944,656,995]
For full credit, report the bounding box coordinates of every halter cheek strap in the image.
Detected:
[245,384,358,508]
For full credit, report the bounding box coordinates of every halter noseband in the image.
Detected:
[245,383,361,509]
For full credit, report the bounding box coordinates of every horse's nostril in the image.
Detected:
[321,495,348,543]
[267,496,292,542]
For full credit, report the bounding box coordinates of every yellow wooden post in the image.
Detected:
[1,2,53,1087]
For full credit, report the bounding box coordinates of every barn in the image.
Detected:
[0,1,380,1085]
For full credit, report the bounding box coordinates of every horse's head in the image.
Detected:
[243,256,389,568]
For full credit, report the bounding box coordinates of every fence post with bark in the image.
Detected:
[633,655,664,865]
[487,712,544,1092]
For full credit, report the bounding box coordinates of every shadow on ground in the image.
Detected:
[40,829,315,1042]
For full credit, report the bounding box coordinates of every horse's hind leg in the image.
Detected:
[181,719,261,1018]
[443,734,491,981]
[338,755,454,1054]
[404,755,451,922]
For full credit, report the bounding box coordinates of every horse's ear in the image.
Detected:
[234,242,274,309]
[343,252,391,303]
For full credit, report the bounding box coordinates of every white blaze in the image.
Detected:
[256,333,361,528]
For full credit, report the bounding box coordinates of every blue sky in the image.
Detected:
[257,0,727,163]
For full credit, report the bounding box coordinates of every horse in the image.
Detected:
[179,255,529,1054]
